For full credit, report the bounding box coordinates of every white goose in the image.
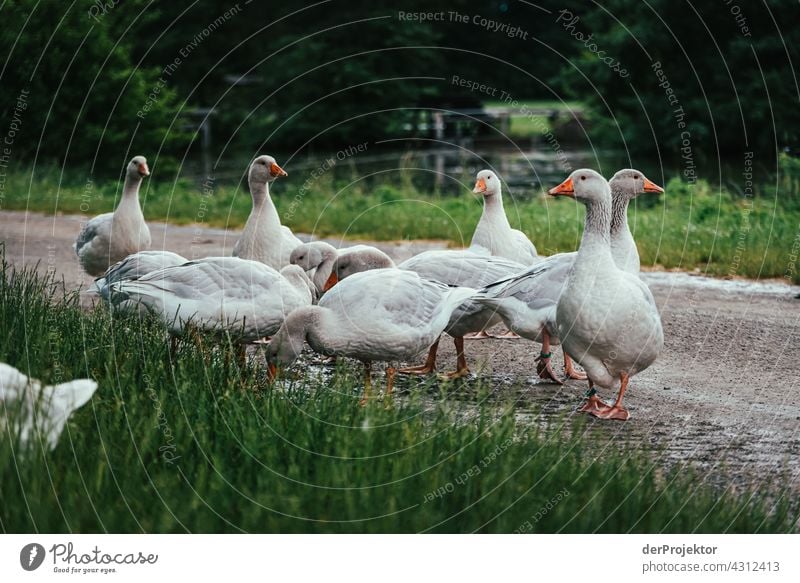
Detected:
[474,169,663,383]
[75,156,151,276]
[396,250,525,378]
[550,169,664,420]
[107,257,314,349]
[93,250,187,299]
[1,363,97,450]
[266,268,474,404]
[470,169,538,265]
[232,155,301,269]
[290,241,394,294]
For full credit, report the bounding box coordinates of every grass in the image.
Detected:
[0,257,797,533]
[1,163,799,283]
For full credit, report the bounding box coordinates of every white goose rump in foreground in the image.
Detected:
[1,363,97,450]
[550,169,663,420]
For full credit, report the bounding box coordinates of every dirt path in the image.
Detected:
[2,210,800,495]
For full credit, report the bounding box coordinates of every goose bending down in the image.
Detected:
[93,250,187,299]
[233,155,301,269]
[75,156,151,276]
[107,257,314,359]
[470,169,538,265]
[550,169,663,420]
[474,169,663,383]
[266,268,475,404]
[396,250,525,378]
[1,363,97,450]
[290,241,394,294]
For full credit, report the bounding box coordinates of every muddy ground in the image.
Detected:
[2,210,800,498]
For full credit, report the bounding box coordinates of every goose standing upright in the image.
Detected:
[550,169,663,420]
[608,168,664,274]
[470,169,538,265]
[474,169,663,382]
[233,155,301,269]
[75,156,151,276]
[266,268,474,404]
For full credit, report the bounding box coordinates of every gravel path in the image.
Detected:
[2,209,800,495]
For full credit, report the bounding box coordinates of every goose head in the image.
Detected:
[322,248,394,291]
[548,169,610,204]
[265,309,313,378]
[472,170,501,197]
[609,169,664,200]
[128,155,150,178]
[249,154,288,186]
[290,241,337,272]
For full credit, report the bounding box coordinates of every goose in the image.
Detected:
[470,169,538,265]
[107,257,314,359]
[266,268,474,404]
[75,156,151,276]
[93,250,187,299]
[550,169,663,420]
[1,363,97,450]
[396,250,525,378]
[474,169,663,383]
[232,155,301,269]
[608,168,664,273]
[290,241,394,294]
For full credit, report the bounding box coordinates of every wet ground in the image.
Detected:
[2,210,800,496]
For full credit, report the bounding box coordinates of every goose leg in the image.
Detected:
[440,337,470,380]
[398,338,439,375]
[578,380,612,415]
[563,351,588,380]
[359,361,373,407]
[384,366,396,404]
[593,374,631,421]
[535,330,563,384]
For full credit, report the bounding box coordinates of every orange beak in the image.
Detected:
[643,177,664,194]
[270,162,288,178]
[548,177,574,197]
[473,178,487,194]
[267,362,278,382]
[322,272,338,292]
[138,163,150,177]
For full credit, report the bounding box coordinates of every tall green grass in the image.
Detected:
[0,258,796,533]
[1,163,798,282]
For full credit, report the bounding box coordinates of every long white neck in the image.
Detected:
[574,196,615,271]
[117,173,144,217]
[479,191,511,231]
[247,178,281,227]
[312,252,337,292]
[610,192,639,274]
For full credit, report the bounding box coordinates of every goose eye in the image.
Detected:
[634,175,640,180]
[580,176,586,181]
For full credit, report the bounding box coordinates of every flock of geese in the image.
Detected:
[71,154,665,421]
